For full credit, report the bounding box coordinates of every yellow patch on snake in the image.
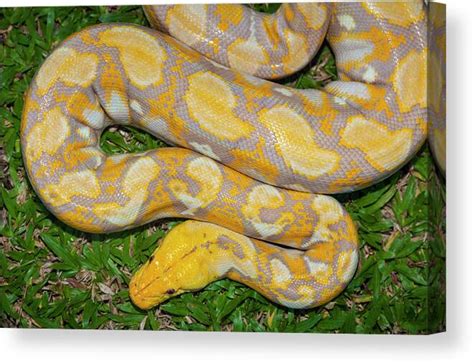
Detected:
[295,285,318,308]
[330,27,405,69]
[167,5,208,47]
[229,136,280,185]
[392,49,428,112]
[340,116,414,172]
[363,2,425,27]
[296,3,328,31]
[214,5,244,32]
[60,92,104,130]
[98,26,166,89]
[336,250,358,283]
[35,47,98,95]
[43,169,101,208]
[326,82,393,118]
[169,157,223,215]
[304,195,344,248]
[99,155,132,184]
[242,185,294,238]
[185,72,254,141]
[275,284,316,309]
[259,106,340,179]
[298,91,338,137]
[326,82,370,101]
[282,29,308,73]
[94,157,158,227]
[228,36,268,75]
[25,107,70,164]
[282,4,295,23]
[64,145,104,171]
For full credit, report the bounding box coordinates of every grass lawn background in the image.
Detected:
[0,4,446,333]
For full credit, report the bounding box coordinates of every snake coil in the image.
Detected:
[21,2,429,309]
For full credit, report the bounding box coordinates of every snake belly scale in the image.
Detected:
[20,2,428,309]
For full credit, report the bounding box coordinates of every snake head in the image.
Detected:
[129,221,222,310]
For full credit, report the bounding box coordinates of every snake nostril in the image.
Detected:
[166,289,175,295]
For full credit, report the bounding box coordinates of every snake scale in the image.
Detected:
[21,2,430,310]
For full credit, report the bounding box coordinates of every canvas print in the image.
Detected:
[0,1,446,333]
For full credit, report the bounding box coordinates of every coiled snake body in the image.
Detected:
[21,2,428,309]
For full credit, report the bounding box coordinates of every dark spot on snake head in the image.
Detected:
[148,255,155,263]
[166,289,176,295]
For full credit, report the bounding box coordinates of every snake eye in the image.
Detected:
[166,289,176,295]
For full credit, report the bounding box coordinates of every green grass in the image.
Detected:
[0,5,445,333]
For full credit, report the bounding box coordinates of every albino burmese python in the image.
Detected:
[21,2,433,310]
